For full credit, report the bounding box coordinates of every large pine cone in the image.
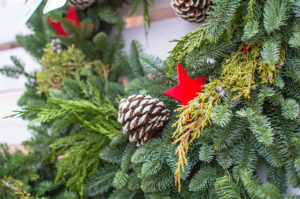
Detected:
[170,0,212,23]
[118,95,171,146]
[67,0,95,10]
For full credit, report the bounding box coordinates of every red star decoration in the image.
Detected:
[164,63,206,105]
[47,18,68,36]
[47,7,95,37]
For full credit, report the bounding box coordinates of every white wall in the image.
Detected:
[122,17,198,59]
[0,48,40,144]
[0,0,38,145]
[121,1,199,59]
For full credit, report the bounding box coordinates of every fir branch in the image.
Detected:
[113,169,129,189]
[289,32,300,48]
[198,145,215,163]
[98,7,119,24]
[281,99,299,120]
[140,54,174,82]
[140,167,173,193]
[261,40,280,65]
[141,145,166,177]
[263,0,290,34]
[206,0,241,42]
[243,20,259,40]
[121,143,136,171]
[0,56,35,79]
[108,187,136,199]
[189,166,218,192]
[215,174,241,199]
[210,103,233,127]
[129,40,144,78]
[237,108,274,146]
[267,166,287,193]
[230,139,258,175]
[84,166,118,197]
[239,169,261,198]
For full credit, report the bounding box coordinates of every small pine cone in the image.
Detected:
[170,0,212,23]
[67,0,95,10]
[118,95,171,147]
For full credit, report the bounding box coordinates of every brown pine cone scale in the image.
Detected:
[67,0,95,10]
[118,95,171,146]
[171,0,212,23]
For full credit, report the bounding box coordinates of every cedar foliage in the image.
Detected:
[0,0,300,198]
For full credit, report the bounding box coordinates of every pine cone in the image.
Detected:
[170,0,212,23]
[118,95,171,146]
[67,0,95,10]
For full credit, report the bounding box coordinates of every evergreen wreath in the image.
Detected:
[0,0,299,198]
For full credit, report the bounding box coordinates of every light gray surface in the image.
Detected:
[0,48,40,91]
[0,4,31,44]
[0,48,39,144]
[0,90,31,144]
[122,17,199,59]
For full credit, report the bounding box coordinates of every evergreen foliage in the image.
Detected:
[1,0,299,198]
[168,0,300,194]
[128,0,156,35]
[0,131,78,198]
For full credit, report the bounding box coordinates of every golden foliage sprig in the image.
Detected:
[37,44,110,96]
[221,45,283,100]
[37,44,85,95]
[0,176,36,199]
[172,79,222,191]
[172,45,285,191]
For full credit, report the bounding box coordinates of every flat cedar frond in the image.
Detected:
[167,27,208,73]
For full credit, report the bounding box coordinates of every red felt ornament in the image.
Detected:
[65,7,81,26]
[46,18,68,36]
[47,7,95,36]
[164,63,206,106]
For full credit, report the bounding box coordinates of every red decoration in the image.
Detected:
[47,7,95,36]
[46,18,68,36]
[164,63,206,106]
[65,7,81,26]
[242,44,252,54]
